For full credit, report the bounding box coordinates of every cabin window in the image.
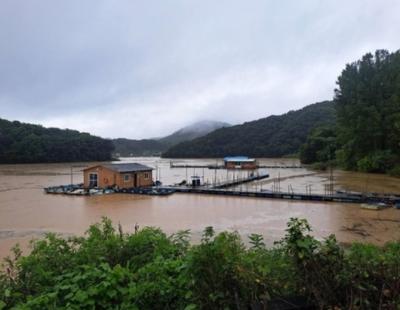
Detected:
[89,173,98,187]
[144,172,149,179]
[124,174,130,182]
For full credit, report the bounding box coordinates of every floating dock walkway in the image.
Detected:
[45,182,400,204]
[212,173,270,189]
[158,172,400,204]
[169,162,304,169]
[258,164,304,169]
[159,186,400,205]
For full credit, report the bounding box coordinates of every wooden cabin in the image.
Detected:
[83,163,153,189]
[224,156,257,169]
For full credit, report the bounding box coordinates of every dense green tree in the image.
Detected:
[0,119,114,163]
[299,126,337,165]
[334,49,400,172]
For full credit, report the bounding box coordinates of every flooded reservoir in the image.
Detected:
[0,158,400,259]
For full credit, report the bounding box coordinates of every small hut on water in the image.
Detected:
[223,156,257,169]
[83,163,153,188]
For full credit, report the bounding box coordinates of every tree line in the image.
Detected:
[0,119,114,163]
[112,138,166,157]
[300,49,400,176]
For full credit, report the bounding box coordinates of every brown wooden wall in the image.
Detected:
[83,166,153,188]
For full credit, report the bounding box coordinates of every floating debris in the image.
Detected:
[360,202,390,211]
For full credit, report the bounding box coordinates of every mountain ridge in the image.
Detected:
[162,101,336,158]
[112,120,230,156]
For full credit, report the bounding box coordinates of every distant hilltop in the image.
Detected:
[112,120,230,157]
[158,120,231,146]
[162,101,336,158]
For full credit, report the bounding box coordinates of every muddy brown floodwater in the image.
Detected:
[0,158,399,259]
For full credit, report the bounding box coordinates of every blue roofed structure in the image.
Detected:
[223,156,255,162]
[223,156,257,169]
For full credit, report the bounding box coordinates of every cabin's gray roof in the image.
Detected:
[102,163,153,173]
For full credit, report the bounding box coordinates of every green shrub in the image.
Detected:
[0,217,399,309]
[310,162,328,171]
[356,150,396,173]
[186,230,252,309]
[388,164,400,177]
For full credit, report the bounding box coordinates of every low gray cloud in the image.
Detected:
[0,0,399,138]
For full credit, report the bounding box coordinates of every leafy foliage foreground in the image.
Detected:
[1,218,399,309]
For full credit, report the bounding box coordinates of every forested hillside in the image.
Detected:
[0,119,114,163]
[158,120,230,146]
[163,101,336,158]
[300,49,400,175]
[112,138,166,157]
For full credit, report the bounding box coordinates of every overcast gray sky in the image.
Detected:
[0,1,399,139]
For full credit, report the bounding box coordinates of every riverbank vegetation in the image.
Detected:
[1,218,399,309]
[0,119,114,163]
[300,49,400,176]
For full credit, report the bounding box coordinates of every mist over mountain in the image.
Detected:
[158,120,231,146]
[111,138,166,157]
[113,120,230,156]
[162,101,336,158]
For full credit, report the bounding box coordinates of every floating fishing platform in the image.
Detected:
[44,185,175,196]
[44,172,400,206]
